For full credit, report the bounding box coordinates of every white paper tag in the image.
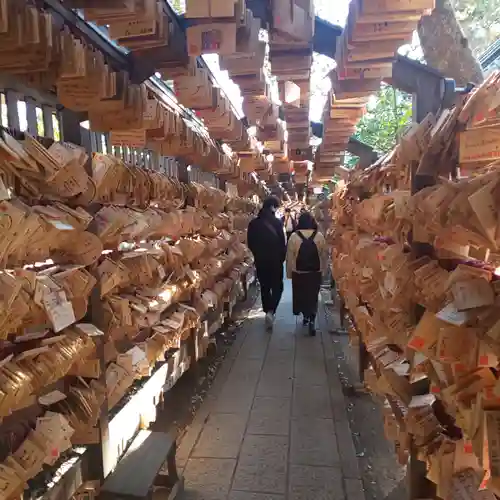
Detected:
[0,177,10,200]
[43,289,76,332]
[74,323,105,337]
[436,303,468,326]
[39,390,67,406]
[15,329,50,343]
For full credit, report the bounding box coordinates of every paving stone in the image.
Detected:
[345,478,366,500]
[268,334,295,351]
[264,345,295,367]
[260,362,294,380]
[192,414,247,458]
[229,359,264,380]
[220,378,260,399]
[213,389,255,415]
[290,418,340,466]
[294,361,328,386]
[221,379,259,396]
[181,488,230,500]
[335,418,361,479]
[179,281,361,500]
[183,458,236,490]
[292,385,332,418]
[256,378,293,398]
[251,397,290,415]
[228,492,284,500]
[238,338,270,360]
[239,434,288,464]
[288,465,345,500]
[246,397,291,435]
[294,336,324,357]
[265,357,294,372]
[247,412,290,436]
[233,435,288,494]
[232,462,287,494]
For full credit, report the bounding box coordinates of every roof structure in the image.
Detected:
[480,39,500,71]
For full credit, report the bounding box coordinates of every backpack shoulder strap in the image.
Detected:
[262,219,281,240]
[296,231,306,241]
[309,229,318,240]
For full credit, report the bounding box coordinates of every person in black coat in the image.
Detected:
[247,196,286,330]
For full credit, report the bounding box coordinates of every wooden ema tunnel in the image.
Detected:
[328,51,498,500]
[317,0,436,174]
[50,0,254,185]
[40,0,340,188]
[317,53,460,176]
[0,6,264,497]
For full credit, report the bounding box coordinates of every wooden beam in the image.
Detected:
[391,54,457,123]
[347,137,379,169]
[313,17,343,58]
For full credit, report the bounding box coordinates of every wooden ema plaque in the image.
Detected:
[185,0,241,19]
[355,0,434,16]
[350,20,416,42]
[458,125,500,164]
[271,0,314,44]
[272,160,291,174]
[288,146,313,162]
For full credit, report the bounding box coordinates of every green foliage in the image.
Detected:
[452,0,500,57]
[170,0,184,14]
[349,84,412,164]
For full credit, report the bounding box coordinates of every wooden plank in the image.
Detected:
[350,21,416,42]
[392,54,456,123]
[347,39,405,62]
[407,91,437,500]
[333,79,382,99]
[40,452,85,500]
[101,430,177,498]
[25,98,38,136]
[86,262,110,482]
[358,0,434,15]
[347,137,379,168]
[0,73,59,106]
[60,109,85,145]
[177,160,190,183]
[43,106,55,139]
[5,90,20,131]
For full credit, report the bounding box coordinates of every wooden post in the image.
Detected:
[177,160,189,184]
[5,90,20,131]
[42,106,55,139]
[406,141,438,500]
[87,283,111,481]
[60,109,86,145]
[60,106,111,481]
[25,98,38,136]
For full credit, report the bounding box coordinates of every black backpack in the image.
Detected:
[295,230,320,272]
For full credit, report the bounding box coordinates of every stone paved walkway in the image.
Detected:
[177,278,365,500]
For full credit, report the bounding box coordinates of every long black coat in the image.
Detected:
[247,208,286,267]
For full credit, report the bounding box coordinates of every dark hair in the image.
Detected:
[285,208,291,213]
[296,212,318,230]
[262,196,280,210]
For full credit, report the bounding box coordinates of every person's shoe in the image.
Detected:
[265,312,274,330]
[308,321,316,336]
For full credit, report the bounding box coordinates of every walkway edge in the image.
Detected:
[319,298,367,500]
[176,317,253,469]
